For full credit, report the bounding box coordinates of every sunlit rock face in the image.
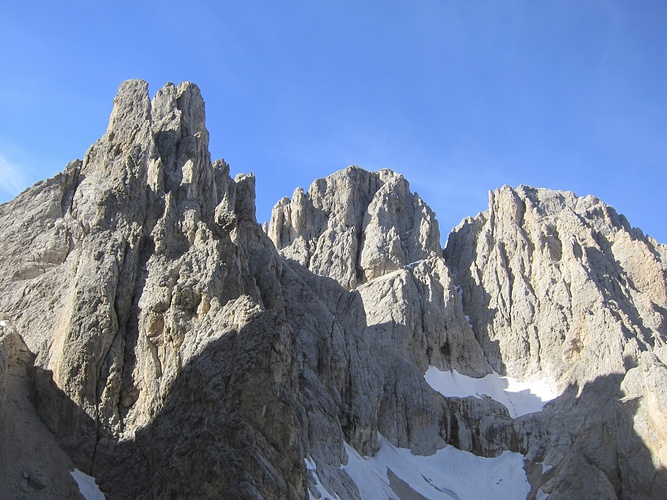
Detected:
[446,185,667,385]
[0,80,666,499]
[269,166,442,289]
[0,80,305,498]
[446,184,667,498]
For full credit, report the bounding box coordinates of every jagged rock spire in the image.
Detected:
[1,80,667,499]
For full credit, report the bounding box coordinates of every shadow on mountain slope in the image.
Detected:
[523,372,667,499]
[31,306,303,499]
[25,257,667,500]
[28,325,667,499]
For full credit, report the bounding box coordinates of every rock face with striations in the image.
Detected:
[0,80,485,498]
[445,185,667,384]
[269,167,490,376]
[269,167,442,289]
[0,80,666,499]
[446,185,667,498]
[0,80,304,498]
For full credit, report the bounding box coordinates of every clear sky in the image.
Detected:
[1,1,666,244]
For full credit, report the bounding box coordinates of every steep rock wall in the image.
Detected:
[269,166,442,289]
[446,185,667,497]
[0,81,490,499]
[1,80,666,499]
[0,80,305,498]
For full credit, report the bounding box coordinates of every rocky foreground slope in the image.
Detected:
[1,80,666,499]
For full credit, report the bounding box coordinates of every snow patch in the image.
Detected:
[404,259,424,269]
[305,457,339,500]
[455,285,463,301]
[0,320,6,327]
[70,469,105,500]
[342,435,531,499]
[537,487,549,500]
[425,366,559,418]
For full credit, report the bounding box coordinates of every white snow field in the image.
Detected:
[70,469,105,500]
[341,435,532,499]
[305,457,339,499]
[305,367,559,499]
[424,366,559,418]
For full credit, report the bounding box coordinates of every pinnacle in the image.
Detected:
[105,79,151,143]
[105,80,208,143]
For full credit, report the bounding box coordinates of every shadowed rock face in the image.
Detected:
[0,80,666,499]
[0,79,307,498]
[269,167,490,378]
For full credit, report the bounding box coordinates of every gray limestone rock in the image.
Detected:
[446,185,667,498]
[445,185,667,385]
[0,319,84,499]
[0,80,305,498]
[269,167,490,376]
[1,80,666,499]
[269,166,441,289]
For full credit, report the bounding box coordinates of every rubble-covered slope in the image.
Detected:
[0,80,666,499]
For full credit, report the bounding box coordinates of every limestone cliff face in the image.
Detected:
[269,166,441,289]
[0,81,483,499]
[0,80,666,499]
[269,168,490,377]
[446,185,667,498]
[0,80,304,498]
[445,185,667,385]
[0,319,84,499]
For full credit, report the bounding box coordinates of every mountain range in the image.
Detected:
[1,80,666,499]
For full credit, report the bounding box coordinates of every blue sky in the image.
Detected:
[1,1,666,243]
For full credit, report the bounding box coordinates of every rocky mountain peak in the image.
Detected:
[104,79,152,146]
[447,184,667,384]
[105,80,206,143]
[269,165,441,289]
[0,80,281,496]
[1,80,667,499]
